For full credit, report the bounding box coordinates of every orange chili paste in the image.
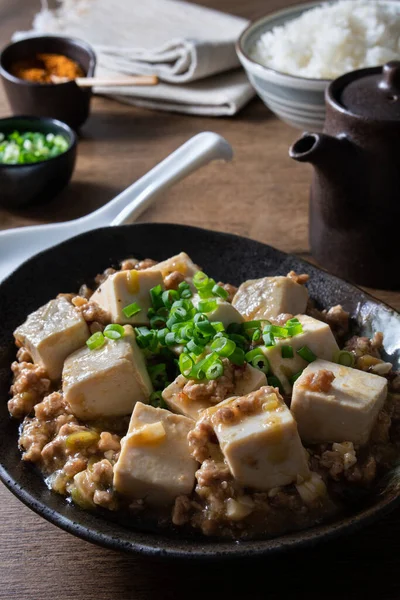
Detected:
[11,53,84,83]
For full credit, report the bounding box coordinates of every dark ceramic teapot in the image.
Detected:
[289,61,400,290]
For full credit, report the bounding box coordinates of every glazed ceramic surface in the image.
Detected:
[236,1,328,131]
[0,36,96,130]
[0,223,399,560]
[290,62,400,289]
[0,115,77,209]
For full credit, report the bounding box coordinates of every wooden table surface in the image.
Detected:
[1,1,399,598]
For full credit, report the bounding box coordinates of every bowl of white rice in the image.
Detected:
[236,0,400,130]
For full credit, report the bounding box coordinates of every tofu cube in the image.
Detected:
[192,294,244,328]
[232,276,308,321]
[262,314,340,393]
[113,402,198,505]
[291,359,388,445]
[62,325,152,419]
[89,269,164,325]
[14,296,89,381]
[145,252,200,289]
[162,364,267,420]
[210,387,310,490]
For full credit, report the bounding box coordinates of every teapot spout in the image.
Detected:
[289,132,345,167]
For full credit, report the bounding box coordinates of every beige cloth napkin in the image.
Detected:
[16,0,255,116]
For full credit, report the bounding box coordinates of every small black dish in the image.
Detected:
[0,223,399,561]
[0,36,96,130]
[0,115,77,209]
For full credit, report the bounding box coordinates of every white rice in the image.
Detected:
[250,0,400,79]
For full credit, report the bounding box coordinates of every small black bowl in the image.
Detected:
[0,36,96,130]
[0,115,77,209]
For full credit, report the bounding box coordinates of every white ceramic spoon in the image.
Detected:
[0,131,233,283]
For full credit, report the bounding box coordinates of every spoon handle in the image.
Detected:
[85,132,233,227]
[110,132,233,226]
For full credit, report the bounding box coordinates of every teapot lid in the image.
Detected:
[338,61,400,120]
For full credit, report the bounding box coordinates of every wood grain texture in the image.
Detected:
[0,1,399,598]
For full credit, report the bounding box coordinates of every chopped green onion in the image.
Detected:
[193,271,209,289]
[198,299,218,313]
[206,360,224,380]
[86,331,105,350]
[229,347,245,366]
[268,375,284,394]
[0,130,69,165]
[179,353,194,377]
[250,354,270,374]
[165,332,176,346]
[103,324,125,340]
[150,315,167,329]
[252,329,261,342]
[150,285,163,309]
[211,321,225,333]
[210,336,236,357]
[285,317,300,326]
[135,326,154,348]
[287,323,303,336]
[212,284,228,300]
[228,333,247,348]
[281,345,294,359]
[122,302,141,318]
[333,350,355,367]
[186,339,203,355]
[162,290,179,308]
[263,324,289,338]
[191,352,219,379]
[157,328,169,345]
[263,332,276,347]
[297,345,317,362]
[178,281,192,299]
[290,370,303,385]
[195,319,215,336]
[149,391,168,409]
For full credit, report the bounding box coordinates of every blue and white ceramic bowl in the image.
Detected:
[236,2,329,131]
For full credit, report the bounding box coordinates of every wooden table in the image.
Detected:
[1,1,399,598]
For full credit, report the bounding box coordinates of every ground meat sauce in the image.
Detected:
[7,257,400,540]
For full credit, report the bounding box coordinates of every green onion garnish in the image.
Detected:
[178,281,192,299]
[162,290,179,308]
[212,284,228,300]
[227,322,243,334]
[243,320,263,331]
[212,321,225,333]
[179,353,194,377]
[229,347,246,366]
[290,370,303,385]
[263,324,290,338]
[0,130,69,165]
[86,331,105,350]
[103,324,125,340]
[245,349,270,374]
[193,271,209,288]
[287,323,303,336]
[122,302,141,318]
[206,360,224,380]
[150,314,166,329]
[187,339,203,355]
[281,345,294,359]
[333,350,355,367]
[150,285,163,309]
[252,329,261,342]
[210,336,236,357]
[297,345,317,362]
[197,299,218,313]
[263,332,276,347]
[165,332,176,346]
[268,375,284,394]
